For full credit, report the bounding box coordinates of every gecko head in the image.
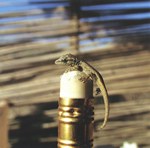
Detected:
[55,54,79,66]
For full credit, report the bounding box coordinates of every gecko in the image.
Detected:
[55,53,109,129]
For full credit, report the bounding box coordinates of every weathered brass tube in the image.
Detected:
[58,97,94,148]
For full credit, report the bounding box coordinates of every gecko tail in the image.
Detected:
[100,106,109,129]
[96,117,108,130]
[100,122,106,129]
[96,123,106,131]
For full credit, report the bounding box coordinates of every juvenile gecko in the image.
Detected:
[55,53,109,129]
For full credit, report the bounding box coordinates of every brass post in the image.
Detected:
[58,97,94,148]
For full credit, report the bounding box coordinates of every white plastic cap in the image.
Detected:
[60,71,93,99]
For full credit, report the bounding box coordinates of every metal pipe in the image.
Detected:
[58,97,94,148]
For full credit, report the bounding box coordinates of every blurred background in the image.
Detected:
[0,0,150,148]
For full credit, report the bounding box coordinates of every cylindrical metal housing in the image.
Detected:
[58,97,94,148]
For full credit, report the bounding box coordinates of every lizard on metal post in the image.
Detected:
[55,53,109,129]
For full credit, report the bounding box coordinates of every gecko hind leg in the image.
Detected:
[95,88,101,95]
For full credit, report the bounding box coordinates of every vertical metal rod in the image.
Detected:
[57,71,94,148]
[58,97,94,148]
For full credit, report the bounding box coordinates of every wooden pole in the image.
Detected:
[70,1,81,51]
[0,101,9,148]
